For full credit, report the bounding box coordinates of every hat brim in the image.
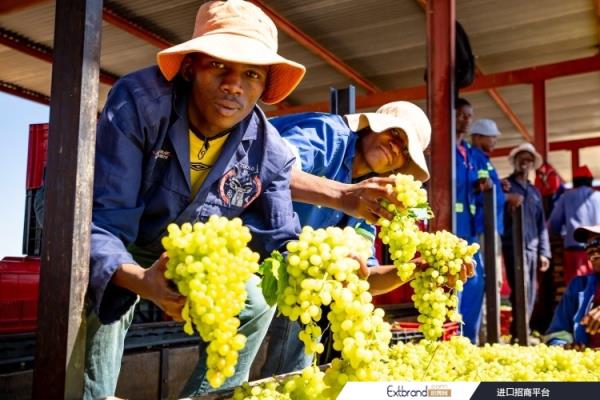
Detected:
[508,147,543,170]
[156,34,305,105]
[574,224,600,243]
[345,113,430,182]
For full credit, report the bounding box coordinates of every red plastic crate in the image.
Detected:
[26,123,49,190]
[0,256,40,334]
[390,321,460,344]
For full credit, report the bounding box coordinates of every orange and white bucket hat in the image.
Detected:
[156,0,306,105]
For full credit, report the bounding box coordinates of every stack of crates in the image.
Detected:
[0,257,40,334]
[390,321,460,345]
[23,123,48,257]
[0,124,47,334]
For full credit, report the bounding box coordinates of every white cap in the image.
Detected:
[470,119,500,137]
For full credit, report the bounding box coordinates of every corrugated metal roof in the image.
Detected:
[1,0,599,180]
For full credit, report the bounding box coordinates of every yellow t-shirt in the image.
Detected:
[189,129,229,196]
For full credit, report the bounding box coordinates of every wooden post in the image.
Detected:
[483,187,500,343]
[426,0,455,233]
[32,0,103,398]
[571,148,580,177]
[511,205,529,345]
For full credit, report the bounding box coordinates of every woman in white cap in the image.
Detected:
[88,0,307,397]
[545,224,600,349]
[501,143,551,341]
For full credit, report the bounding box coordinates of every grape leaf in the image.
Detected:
[258,251,287,306]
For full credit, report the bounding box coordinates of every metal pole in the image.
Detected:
[511,205,529,345]
[32,0,103,398]
[483,186,500,343]
[330,85,356,115]
[426,0,456,233]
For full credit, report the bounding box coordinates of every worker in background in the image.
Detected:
[454,98,487,343]
[501,143,551,342]
[469,118,505,343]
[548,165,600,285]
[545,224,600,349]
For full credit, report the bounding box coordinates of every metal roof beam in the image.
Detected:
[0,79,50,105]
[249,0,381,94]
[491,136,600,157]
[0,0,50,14]
[268,54,600,116]
[0,27,119,85]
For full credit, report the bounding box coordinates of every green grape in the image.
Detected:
[162,216,259,388]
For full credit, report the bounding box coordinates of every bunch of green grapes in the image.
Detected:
[387,337,600,381]
[232,365,326,400]
[410,231,478,340]
[276,226,372,356]
[162,216,260,388]
[378,174,429,282]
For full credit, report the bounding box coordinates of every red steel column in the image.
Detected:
[571,149,580,177]
[426,0,455,232]
[533,80,549,161]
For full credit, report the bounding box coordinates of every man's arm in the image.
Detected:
[290,170,404,224]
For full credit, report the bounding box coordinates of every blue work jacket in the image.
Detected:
[501,174,551,258]
[548,186,600,249]
[270,112,377,264]
[91,66,300,323]
[455,141,484,242]
[545,273,599,346]
[472,148,505,235]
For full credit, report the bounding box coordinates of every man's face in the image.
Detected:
[586,236,600,272]
[472,134,497,153]
[514,151,535,175]
[358,128,410,174]
[456,105,474,135]
[183,54,268,136]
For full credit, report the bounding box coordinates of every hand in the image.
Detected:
[138,253,187,321]
[354,254,370,279]
[339,176,405,223]
[539,255,550,272]
[446,259,474,288]
[501,179,511,192]
[582,305,600,335]
[476,178,493,192]
[505,193,524,209]
[563,343,586,352]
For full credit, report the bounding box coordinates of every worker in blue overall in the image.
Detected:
[86,1,307,398]
[259,101,433,376]
[454,98,488,343]
[545,224,600,349]
[469,119,506,342]
[501,143,551,341]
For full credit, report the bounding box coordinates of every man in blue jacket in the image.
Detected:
[86,1,306,398]
[259,101,433,376]
[545,224,600,349]
[502,143,551,341]
[454,98,487,343]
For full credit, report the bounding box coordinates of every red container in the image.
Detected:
[0,256,40,334]
[390,321,460,344]
[26,123,49,190]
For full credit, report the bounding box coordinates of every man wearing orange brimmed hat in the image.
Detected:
[549,165,600,285]
[501,142,551,341]
[87,1,306,398]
